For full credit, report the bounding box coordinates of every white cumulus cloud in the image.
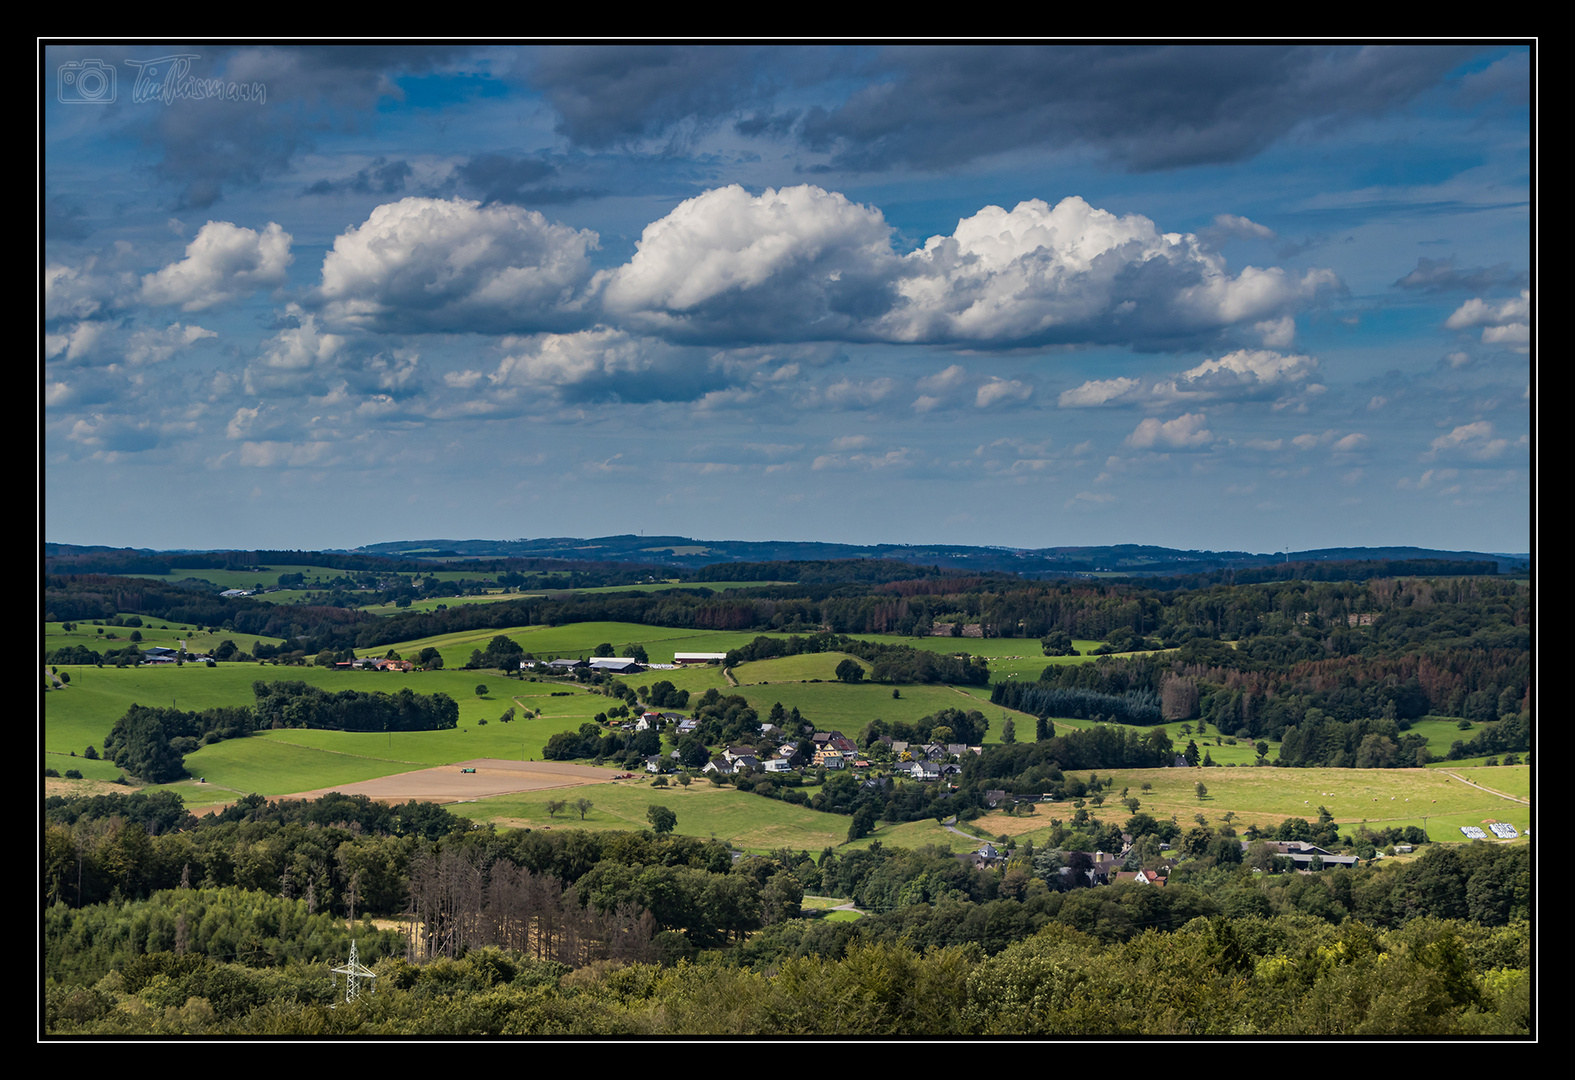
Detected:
[141,221,293,311]
[1428,421,1508,460]
[883,197,1336,347]
[1444,289,1530,349]
[1058,376,1142,408]
[597,188,1337,350]
[318,197,599,334]
[1127,412,1213,449]
[975,377,1033,408]
[1059,349,1318,409]
[256,306,344,372]
[599,184,898,343]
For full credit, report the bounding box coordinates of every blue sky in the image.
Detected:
[42,43,1533,555]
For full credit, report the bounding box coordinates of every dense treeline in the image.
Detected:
[1149,558,1502,590]
[43,784,1529,938]
[250,681,459,733]
[1007,632,1529,767]
[965,726,1178,781]
[690,559,994,585]
[345,571,1527,654]
[41,778,1531,1037]
[43,545,670,581]
[45,574,377,652]
[991,681,1163,725]
[43,792,475,911]
[44,888,406,988]
[44,835,1531,1035]
[49,570,1528,680]
[43,919,1531,1035]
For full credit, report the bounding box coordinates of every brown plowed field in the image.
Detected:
[274,759,613,805]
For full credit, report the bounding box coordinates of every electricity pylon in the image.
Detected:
[329,939,377,1006]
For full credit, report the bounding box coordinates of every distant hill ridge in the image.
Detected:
[43,536,1528,579]
[342,535,1528,576]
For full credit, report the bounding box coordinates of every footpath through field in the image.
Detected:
[1440,770,1530,804]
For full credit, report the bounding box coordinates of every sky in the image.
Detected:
[41,43,1533,556]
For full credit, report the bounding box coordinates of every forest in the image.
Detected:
[43,787,1530,1036]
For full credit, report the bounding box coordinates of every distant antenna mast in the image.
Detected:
[329,939,377,1007]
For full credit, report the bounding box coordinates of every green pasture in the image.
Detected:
[42,750,127,783]
[45,621,289,659]
[623,664,733,699]
[358,592,519,615]
[1446,764,1530,800]
[703,679,1038,738]
[1144,723,1265,766]
[840,816,1002,854]
[152,734,428,802]
[389,622,806,669]
[729,652,870,684]
[1069,765,1530,843]
[799,896,850,911]
[520,580,796,596]
[42,661,618,770]
[1405,715,1514,761]
[44,618,1530,855]
[379,622,1112,686]
[129,565,522,589]
[447,777,858,854]
[118,565,359,591]
[864,637,1107,683]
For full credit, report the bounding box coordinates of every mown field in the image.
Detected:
[931,764,1533,852]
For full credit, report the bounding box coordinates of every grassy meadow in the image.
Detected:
[43,661,617,782]
[445,774,858,854]
[44,612,1530,852]
[44,621,290,659]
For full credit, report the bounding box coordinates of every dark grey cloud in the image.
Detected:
[44,198,91,241]
[304,156,414,197]
[515,44,1490,175]
[1393,256,1527,294]
[449,153,609,207]
[1455,49,1531,109]
[797,45,1487,173]
[525,45,785,148]
[45,44,471,209]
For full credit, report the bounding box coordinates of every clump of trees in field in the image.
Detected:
[98,683,459,783]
